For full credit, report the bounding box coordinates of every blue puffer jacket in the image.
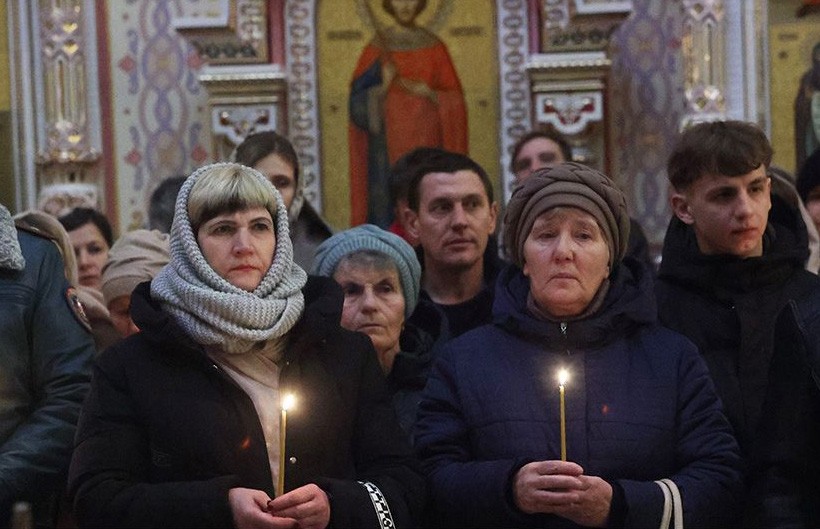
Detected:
[416,259,743,528]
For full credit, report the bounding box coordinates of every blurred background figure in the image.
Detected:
[387,147,448,246]
[234,130,333,269]
[0,203,93,528]
[58,207,114,294]
[769,163,820,272]
[797,148,820,242]
[147,175,186,233]
[314,224,442,435]
[16,209,119,352]
[101,229,170,338]
[509,129,572,187]
[795,42,820,170]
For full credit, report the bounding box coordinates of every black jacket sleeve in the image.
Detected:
[68,356,239,529]
[318,334,427,528]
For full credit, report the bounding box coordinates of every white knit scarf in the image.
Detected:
[0,204,25,271]
[151,163,308,354]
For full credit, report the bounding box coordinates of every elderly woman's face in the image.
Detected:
[333,260,405,373]
[522,207,610,318]
[196,207,275,292]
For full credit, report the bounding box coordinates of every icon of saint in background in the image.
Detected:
[795,41,820,171]
[348,0,468,226]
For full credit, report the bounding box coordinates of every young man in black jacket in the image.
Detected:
[657,120,820,527]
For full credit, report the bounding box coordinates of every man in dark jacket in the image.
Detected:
[0,204,94,527]
[403,150,505,340]
[657,120,820,527]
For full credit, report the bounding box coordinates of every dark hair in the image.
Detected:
[234,131,300,185]
[406,150,494,211]
[797,148,820,203]
[510,129,573,173]
[667,120,773,191]
[389,147,448,204]
[58,207,114,247]
[382,0,427,17]
[148,175,186,233]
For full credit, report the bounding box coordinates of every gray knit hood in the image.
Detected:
[0,204,25,271]
[150,163,307,354]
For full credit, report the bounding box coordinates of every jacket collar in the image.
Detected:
[658,213,805,296]
[131,275,344,365]
[492,258,656,349]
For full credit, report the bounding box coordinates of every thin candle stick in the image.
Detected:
[278,394,295,497]
[558,369,568,461]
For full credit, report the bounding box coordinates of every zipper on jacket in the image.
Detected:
[560,322,571,355]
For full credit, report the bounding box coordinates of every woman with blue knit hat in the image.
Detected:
[314,224,440,435]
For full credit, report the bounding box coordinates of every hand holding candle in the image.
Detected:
[558,369,569,461]
[278,393,296,498]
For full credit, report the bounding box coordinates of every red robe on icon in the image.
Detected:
[349,28,468,226]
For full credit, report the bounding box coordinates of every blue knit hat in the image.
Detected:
[312,224,421,317]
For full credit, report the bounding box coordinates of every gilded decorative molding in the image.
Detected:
[198,64,287,84]
[37,182,98,217]
[540,0,633,53]
[37,0,99,169]
[174,0,269,64]
[535,91,604,135]
[285,0,322,209]
[213,105,278,146]
[198,64,287,160]
[529,2,634,172]
[497,0,532,202]
[527,51,611,74]
[680,0,726,127]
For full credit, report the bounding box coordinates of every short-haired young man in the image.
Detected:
[657,120,820,527]
[404,150,503,339]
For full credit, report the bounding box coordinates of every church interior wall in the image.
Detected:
[3,1,819,254]
[0,0,13,211]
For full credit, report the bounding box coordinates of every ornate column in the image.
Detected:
[679,0,726,128]
[525,0,633,177]
[9,0,103,215]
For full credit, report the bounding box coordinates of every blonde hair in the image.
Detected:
[187,164,279,233]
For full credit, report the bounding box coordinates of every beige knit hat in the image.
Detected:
[101,229,170,305]
[503,162,630,269]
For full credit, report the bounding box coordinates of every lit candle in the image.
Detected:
[558,369,569,461]
[278,393,296,497]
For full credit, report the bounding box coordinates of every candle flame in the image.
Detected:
[558,369,569,386]
[282,393,296,412]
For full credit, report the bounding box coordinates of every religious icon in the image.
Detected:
[348,0,468,226]
[795,41,820,171]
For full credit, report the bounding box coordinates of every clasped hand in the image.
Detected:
[229,484,330,529]
[513,460,612,528]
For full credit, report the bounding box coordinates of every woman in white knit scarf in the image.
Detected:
[68,163,424,529]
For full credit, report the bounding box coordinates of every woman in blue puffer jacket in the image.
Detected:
[415,162,743,528]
